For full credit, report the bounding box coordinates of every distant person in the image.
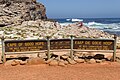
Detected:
[79,22,83,27]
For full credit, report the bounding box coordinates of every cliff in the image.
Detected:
[0,0,47,27]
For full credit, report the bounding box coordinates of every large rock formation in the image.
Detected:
[0,0,47,27]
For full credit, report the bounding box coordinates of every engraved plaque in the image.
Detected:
[50,39,71,50]
[5,40,47,52]
[73,39,114,50]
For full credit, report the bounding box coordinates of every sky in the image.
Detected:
[38,0,120,18]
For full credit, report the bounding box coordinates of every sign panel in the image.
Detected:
[4,38,115,52]
[73,39,114,50]
[50,39,71,50]
[5,40,47,52]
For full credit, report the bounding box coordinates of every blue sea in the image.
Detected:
[54,18,120,36]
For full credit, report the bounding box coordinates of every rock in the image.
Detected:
[59,60,68,65]
[0,0,36,4]
[74,53,80,57]
[94,54,105,60]
[85,59,90,62]
[105,55,113,61]
[74,59,85,63]
[58,61,66,67]
[67,58,77,65]
[0,61,2,64]
[45,57,55,64]
[27,21,39,27]
[101,59,106,62]
[88,59,96,64]
[74,56,79,60]
[11,61,18,66]
[20,61,27,65]
[49,60,58,66]
[14,60,22,64]
[0,0,47,26]
[0,23,7,27]
[63,60,69,65]
[96,60,102,63]
[69,60,77,65]
[61,55,69,60]
[38,53,47,58]
[116,59,120,63]
[4,60,14,66]
[27,58,46,65]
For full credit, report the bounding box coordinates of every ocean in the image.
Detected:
[54,18,120,36]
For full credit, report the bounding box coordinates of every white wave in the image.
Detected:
[71,18,83,22]
[60,20,120,32]
[60,22,72,26]
[87,22,104,26]
[66,19,71,21]
[85,22,120,30]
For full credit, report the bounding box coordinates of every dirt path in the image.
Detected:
[0,62,120,80]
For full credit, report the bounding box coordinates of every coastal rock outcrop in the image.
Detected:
[0,0,47,27]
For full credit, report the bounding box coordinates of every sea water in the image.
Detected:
[55,18,120,36]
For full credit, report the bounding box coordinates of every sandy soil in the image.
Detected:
[0,62,120,80]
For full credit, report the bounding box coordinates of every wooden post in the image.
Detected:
[113,34,117,62]
[47,36,50,60]
[70,35,74,60]
[1,36,6,63]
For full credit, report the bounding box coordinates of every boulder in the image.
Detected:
[96,59,102,63]
[74,53,80,57]
[11,61,18,66]
[0,0,47,26]
[94,54,105,60]
[88,59,96,64]
[45,57,55,64]
[67,58,77,65]
[49,60,58,66]
[27,57,46,65]
[74,59,85,63]
[38,53,47,58]
[4,60,15,66]
[58,61,66,67]
[105,55,113,61]
[0,61,3,64]
[61,55,69,60]
[101,59,106,62]
[63,60,69,65]
[20,61,27,65]
[14,60,22,64]
[27,21,39,27]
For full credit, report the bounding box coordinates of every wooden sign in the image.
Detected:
[73,39,114,50]
[5,40,47,52]
[50,39,71,50]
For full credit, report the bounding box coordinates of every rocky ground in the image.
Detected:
[1,49,120,66]
[0,20,116,40]
[0,0,47,27]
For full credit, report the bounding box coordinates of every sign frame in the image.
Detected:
[1,35,117,63]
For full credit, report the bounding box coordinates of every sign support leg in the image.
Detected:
[70,35,74,60]
[113,34,117,62]
[1,36,6,63]
[47,36,50,60]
